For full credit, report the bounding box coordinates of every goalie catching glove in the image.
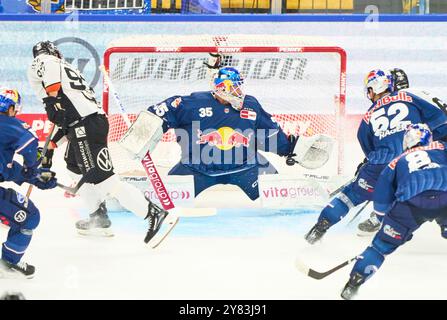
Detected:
[286,134,334,169]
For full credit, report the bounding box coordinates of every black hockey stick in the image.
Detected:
[328,177,356,198]
[347,201,371,225]
[295,256,358,280]
[56,176,86,196]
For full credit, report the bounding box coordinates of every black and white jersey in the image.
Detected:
[28,54,103,125]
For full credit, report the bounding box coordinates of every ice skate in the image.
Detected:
[0,259,35,279]
[75,202,114,237]
[357,212,381,237]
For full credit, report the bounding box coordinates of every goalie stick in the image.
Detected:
[100,65,178,248]
[295,256,358,280]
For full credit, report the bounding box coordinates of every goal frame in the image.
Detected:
[102,45,347,174]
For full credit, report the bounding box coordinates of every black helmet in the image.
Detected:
[390,68,409,91]
[32,41,62,59]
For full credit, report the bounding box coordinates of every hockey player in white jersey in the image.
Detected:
[27,41,177,244]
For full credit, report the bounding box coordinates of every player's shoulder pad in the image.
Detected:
[181,91,215,108]
[402,89,436,105]
[33,54,60,66]
[30,54,60,77]
[242,95,262,109]
[0,116,32,132]
[164,95,185,109]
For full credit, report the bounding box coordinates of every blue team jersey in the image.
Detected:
[358,91,447,164]
[0,115,38,180]
[147,91,291,176]
[374,141,447,213]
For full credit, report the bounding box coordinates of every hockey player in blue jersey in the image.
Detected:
[304,69,447,244]
[341,124,447,299]
[119,66,333,201]
[357,67,447,234]
[0,88,57,279]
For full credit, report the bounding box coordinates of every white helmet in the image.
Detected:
[403,123,432,150]
[364,69,393,101]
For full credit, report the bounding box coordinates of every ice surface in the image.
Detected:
[0,187,445,300]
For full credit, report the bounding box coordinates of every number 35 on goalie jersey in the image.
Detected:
[358,91,447,165]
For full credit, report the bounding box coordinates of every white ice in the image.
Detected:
[0,183,445,300]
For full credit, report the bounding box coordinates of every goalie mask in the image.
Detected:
[403,123,432,150]
[212,67,245,111]
[33,41,63,59]
[364,69,393,101]
[0,88,22,115]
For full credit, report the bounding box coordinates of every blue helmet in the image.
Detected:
[0,88,21,114]
[403,123,432,150]
[364,69,393,101]
[212,67,245,110]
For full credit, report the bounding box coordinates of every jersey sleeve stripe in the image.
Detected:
[16,137,37,153]
[45,82,61,94]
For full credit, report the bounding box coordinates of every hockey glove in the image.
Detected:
[27,168,57,190]
[286,135,299,166]
[43,96,65,127]
[21,163,39,181]
[37,146,55,169]
[355,158,368,176]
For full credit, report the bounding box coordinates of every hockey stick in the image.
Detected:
[56,176,86,196]
[328,177,355,198]
[100,65,178,248]
[295,256,358,280]
[347,201,370,225]
[25,124,56,202]
[100,65,175,211]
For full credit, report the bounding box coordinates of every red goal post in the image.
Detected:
[102,35,347,175]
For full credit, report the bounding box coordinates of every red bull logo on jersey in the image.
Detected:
[363,92,413,124]
[388,141,445,169]
[196,127,252,151]
[376,91,413,108]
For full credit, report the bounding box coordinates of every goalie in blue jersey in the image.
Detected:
[341,124,447,300]
[119,65,334,201]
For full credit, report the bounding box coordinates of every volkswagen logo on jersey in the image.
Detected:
[97,148,113,172]
[196,127,252,151]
